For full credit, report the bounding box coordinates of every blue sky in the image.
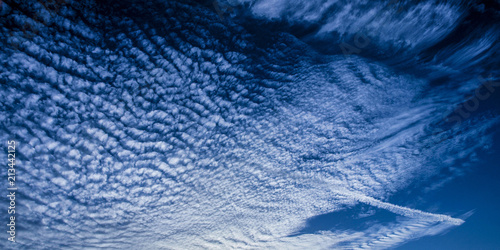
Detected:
[0,0,499,249]
[399,127,500,249]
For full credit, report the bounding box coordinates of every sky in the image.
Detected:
[0,0,499,249]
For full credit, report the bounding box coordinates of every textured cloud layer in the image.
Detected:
[0,0,497,249]
[218,0,463,51]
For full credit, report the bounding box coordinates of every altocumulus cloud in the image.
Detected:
[0,0,498,249]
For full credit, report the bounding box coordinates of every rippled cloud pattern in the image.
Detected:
[0,0,499,249]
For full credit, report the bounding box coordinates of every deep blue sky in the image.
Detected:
[1,0,499,248]
[399,128,500,249]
